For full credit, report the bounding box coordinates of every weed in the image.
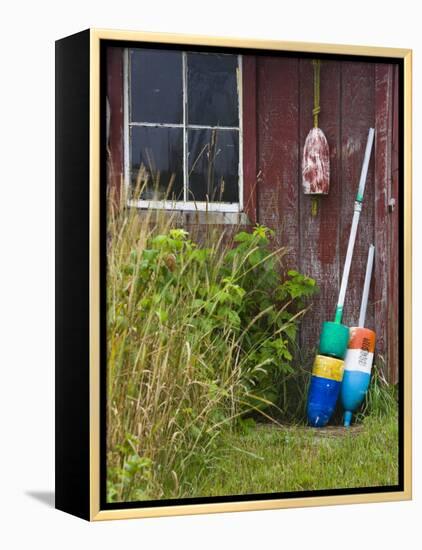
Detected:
[357,356,397,420]
[106,184,317,501]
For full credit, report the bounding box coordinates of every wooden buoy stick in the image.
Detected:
[358,244,375,328]
[334,128,375,324]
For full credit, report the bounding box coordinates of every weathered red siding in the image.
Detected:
[254,57,399,381]
[389,64,400,384]
[107,48,124,201]
[242,56,258,224]
[106,50,400,382]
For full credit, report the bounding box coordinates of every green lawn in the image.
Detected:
[196,413,399,497]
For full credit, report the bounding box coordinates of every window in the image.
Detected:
[124,48,243,212]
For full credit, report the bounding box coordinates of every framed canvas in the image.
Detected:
[55,28,412,521]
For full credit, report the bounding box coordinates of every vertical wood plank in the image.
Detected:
[299,59,342,352]
[389,64,400,384]
[339,62,375,334]
[242,56,258,223]
[374,63,393,377]
[256,56,300,269]
[107,47,124,201]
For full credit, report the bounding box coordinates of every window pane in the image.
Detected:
[130,49,183,124]
[188,129,239,203]
[187,53,239,127]
[131,126,184,201]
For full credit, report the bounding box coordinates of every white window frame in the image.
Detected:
[123,48,243,213]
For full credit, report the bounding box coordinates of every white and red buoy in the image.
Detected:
[302,127,330,195]
[341,244,376,427]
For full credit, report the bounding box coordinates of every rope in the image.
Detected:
[310,60,322,214]
[311,196,319,216]
[312,59,321,128]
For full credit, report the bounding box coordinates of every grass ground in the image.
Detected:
[196,412,398,497]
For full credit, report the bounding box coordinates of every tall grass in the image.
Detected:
[358,356,398,419]
[106,184,316,502]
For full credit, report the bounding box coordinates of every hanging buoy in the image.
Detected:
[341,244,376,427]
[302,127,330,195]
[306,129,375,428]
[302,60,330,216]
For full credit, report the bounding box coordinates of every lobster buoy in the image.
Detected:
[302,127,330,195]
[307,355,345,427]
[341,327,376,426]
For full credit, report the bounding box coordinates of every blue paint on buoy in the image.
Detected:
[343,410,353,427]
[341,370,371,426]
[307,375,342,428]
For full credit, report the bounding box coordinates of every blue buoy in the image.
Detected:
[341,370,371,427]
[307,355,344,427]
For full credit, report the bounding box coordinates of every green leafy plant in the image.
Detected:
[357,357,397,420]
[106,188,318,501]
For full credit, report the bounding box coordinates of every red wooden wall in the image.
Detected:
[106,49,400,383]
[106,48,124,202]
[249,57,399,382]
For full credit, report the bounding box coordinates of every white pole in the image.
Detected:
[334,128,375,324]
[335,208,361,322]
[358,244,375,327]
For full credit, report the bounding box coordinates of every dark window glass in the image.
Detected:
[188,129,239,203]
[187,53,239,127]
[131,126,184,201]
[130,49,183,124]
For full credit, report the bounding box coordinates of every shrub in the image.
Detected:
[106,198,317,501]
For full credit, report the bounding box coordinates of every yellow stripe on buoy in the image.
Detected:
[312,355,344,382]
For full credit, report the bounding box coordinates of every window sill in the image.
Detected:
[132,207,252,226]
[127,199,242,213]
